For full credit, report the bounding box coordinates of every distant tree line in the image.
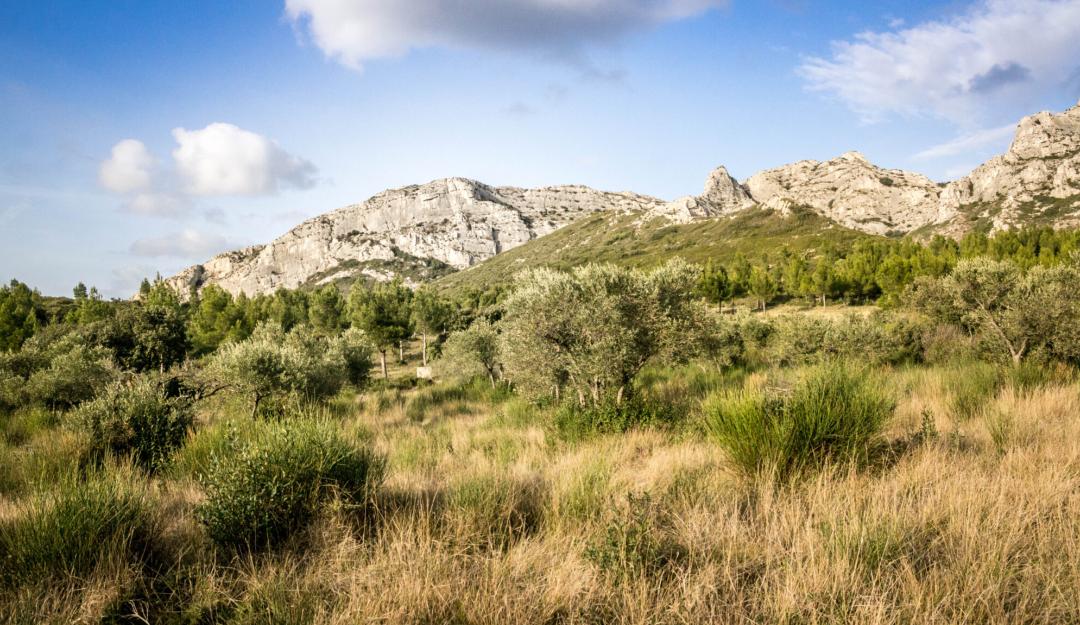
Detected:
[693,227,1080,310]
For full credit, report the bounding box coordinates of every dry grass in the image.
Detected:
[3,366,1080,623]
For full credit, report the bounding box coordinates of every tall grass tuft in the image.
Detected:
[943,362,1001,421]
[704,360,894,480]
[0,462,154,588]
[195,417,384,550]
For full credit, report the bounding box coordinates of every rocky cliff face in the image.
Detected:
[168,101,1080,297]
[648,166,755,223]
[166,177,663,295]
[936,101,1080,233]
[744,152,944,236]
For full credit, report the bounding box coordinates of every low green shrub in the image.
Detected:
[0,463,154,588]
[704,361,894,480]
[552,396,681,441]
[24,345,115,410]
[0,405,58,446]
[73,376,194,473]
[195,418,384,550]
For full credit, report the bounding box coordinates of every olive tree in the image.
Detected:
[211,323,352,418]
[500,259,705,406]
[909,257,1080,364]
[438,318,501,387]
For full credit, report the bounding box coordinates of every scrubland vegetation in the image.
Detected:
[3,228,1080,623]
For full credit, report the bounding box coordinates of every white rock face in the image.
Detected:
[936,101,1080,232]
[744,152,944,235]
[167,102,1080,297]
[648,166,755,223]
[167,177,663,296]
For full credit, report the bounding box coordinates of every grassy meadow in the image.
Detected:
[4,251,1080,623]
[3,351,1080,623]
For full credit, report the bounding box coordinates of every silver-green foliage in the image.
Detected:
[910,257,1080,364]
[73,376,194,473]
[500,259,707,406]
[211,323,373,417]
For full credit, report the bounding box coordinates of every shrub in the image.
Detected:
[0,464,154,588]
[764,314,830,366]
[24,344,115,410]
[196,418,383,550]
[73,376,194,473]
[704,361,894,480]
[334,328,375,388]
[211,323,352,419]
[552,397,680,441]
[0,370,26,414]
[0,405,57,446]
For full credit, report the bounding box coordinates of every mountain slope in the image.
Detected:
[165,177,664,295]
[166,100,1080,297]
[434,206,873,293]
[934,103,1080,234]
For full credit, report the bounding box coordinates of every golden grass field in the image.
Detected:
[5,358,1078,624]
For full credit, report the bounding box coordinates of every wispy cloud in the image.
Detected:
[130,229,232,258]
[800,0,1080,123]
[913,123,1016,160]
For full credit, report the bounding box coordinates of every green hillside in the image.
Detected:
[435,205,876,292]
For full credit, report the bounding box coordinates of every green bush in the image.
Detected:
[0,464,154,588]
[24,345,115,410]
[705,361,894,480]
[73,376,194,473]
[335,328,375,388]
[196,418,383,550]
[0,370,26,414]
[552,396,680,441]
[0,405,57,446]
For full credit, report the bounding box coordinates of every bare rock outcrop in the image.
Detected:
[936,100,1080,233]
[648,166,755,223]
[744,151,943,235]
[166,177,663,296]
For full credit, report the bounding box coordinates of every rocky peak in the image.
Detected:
[165,176,664,297]
[936,102,1080,233]
[648,165,754,223]
[744,152,942,235]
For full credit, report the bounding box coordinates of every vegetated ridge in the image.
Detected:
[168,100,1080,297]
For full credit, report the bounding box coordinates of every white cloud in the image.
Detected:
[800,0,1080,123]
[172,123,316,196]
[99,139,155,193]
[913,123,1017,160]
[284,0,726,70]
[125,192,191,218]
[130,229,232,258]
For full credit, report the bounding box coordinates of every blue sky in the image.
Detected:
[3,0,1080,297]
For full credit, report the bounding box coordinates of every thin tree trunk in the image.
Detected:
[422,332,428,367]
[251,393,261,420]
[380,350,388,379]
[398,341,404,363]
